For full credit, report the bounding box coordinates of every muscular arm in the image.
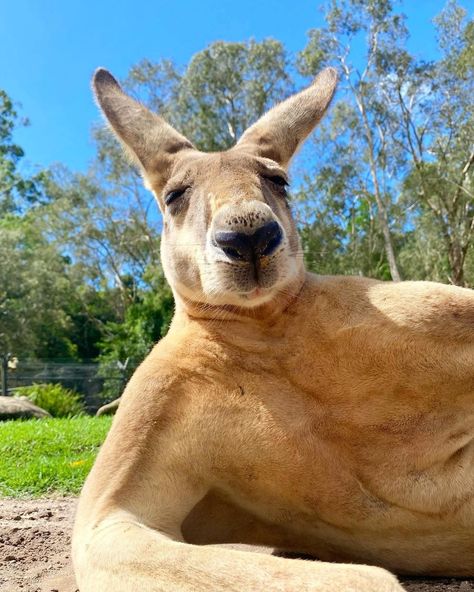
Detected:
[73,344,402,592]
[305,274,474,409]
[367,280,474,342]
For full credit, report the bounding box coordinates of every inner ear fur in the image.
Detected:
[92,68,195,190]
[236,68,338,168]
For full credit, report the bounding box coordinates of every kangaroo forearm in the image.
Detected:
[74,521,403,592]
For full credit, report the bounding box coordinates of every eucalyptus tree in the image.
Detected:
[0,213,78,358]
[298,0,474,285]
[388,1,474,286]
[298,0,410,281]
[174,39,292,151]
[0,90,44,214]
[0,91,75,358]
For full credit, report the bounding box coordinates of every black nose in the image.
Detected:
[214,221,283,262]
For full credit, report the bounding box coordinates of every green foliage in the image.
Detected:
[297,0,411,282]
[0,416,112,497]
[97,265,174,400]
[404,0,474,285]
[15,383,85,418]
[0,213,80,358]
[0,90,45,214]
[297,0,474,285]
[175,39,292,151]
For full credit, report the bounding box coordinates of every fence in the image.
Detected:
[0,355,132,413]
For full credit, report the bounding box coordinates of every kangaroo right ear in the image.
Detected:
[92,68,195,188]
[236,68,338,168]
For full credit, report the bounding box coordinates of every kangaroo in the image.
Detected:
[72,66,474,591]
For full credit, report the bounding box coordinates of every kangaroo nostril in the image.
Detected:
[222,246,244,260]
[253,221,283,257]
[214,221,283,262]
[261,233,282,256]
[214,231,253,261]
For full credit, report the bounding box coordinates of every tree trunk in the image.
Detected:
[448,240,467,287]
[352,84,402,282]
[372,193,401,282]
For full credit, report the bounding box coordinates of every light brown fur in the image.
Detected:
[73,66,474,591]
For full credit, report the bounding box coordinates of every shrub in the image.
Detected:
[14,383,85,418]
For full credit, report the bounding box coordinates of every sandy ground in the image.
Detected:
[0,498,77,592]
[0,497,473,592]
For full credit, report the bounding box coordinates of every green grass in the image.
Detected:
[0,416,112,497]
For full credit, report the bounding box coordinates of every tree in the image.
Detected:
[0,90,44,214]
[298,0,409,281]
[5,14,473,371]
[0,94,81,358]
[0,213,78,358]
[97,265,174,400]
[174,39,292,151]
[42,166,161,313]
[298,0,474,285]
[391,1,474,285]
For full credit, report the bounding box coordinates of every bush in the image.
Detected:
[14,383,85,418]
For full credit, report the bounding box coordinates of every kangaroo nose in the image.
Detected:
[214,221,283,262]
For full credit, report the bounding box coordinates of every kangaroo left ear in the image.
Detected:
[92,68,196,190]
[235,68,338,168]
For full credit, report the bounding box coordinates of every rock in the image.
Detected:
[96,397,121,416]
[0,396,51,420]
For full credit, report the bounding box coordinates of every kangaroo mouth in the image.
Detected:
[240,286,268,300]
[224,262,281,298]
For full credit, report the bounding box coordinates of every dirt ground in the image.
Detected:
[0,498,473,592]
[0,498,77,592]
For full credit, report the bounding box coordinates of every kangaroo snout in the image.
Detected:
[214,220,283,262]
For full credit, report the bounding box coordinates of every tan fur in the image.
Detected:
[72,67,474,591]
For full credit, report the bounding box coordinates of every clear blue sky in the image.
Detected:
[1,0,455,174]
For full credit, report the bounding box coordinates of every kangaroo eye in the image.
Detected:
[164,187,188,206]
[265,175,289,188]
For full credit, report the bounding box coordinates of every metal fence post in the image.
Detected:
[1,354,9,397]
[117,358,129,395]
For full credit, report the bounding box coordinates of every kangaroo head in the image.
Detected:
[93,67,337,310]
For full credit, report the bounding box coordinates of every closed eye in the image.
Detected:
[264,175,289,188]
[164,187,188,206]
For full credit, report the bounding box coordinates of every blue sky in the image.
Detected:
[1,0,455,174]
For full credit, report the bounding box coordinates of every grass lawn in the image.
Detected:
[0,416,112,497]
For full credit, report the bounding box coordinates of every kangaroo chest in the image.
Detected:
[179,313,474,573]
[216,372,472,514]
[197,355,474,574]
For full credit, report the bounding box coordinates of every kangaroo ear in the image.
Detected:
[236,68,338,168]
[92,68,195,188]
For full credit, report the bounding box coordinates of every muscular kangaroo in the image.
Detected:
[72,66,474,591]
